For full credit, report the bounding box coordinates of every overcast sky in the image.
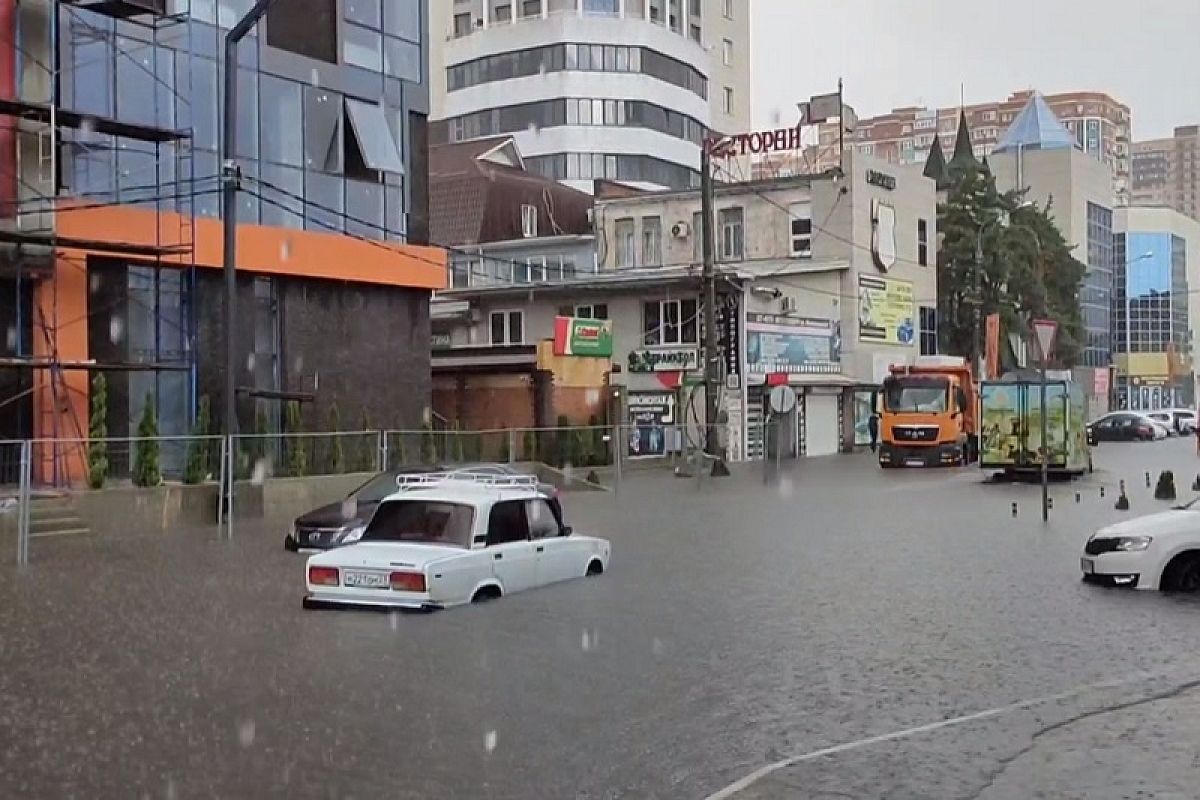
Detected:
[751,0,1199,141]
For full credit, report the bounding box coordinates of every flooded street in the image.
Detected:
[4,440,1200,798]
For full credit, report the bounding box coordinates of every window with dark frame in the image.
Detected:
[575,303,609,320]
[487,500,530,546]
[489,310,524,346]
[917,218,929,266]
[789,202,812,258]
[919,306,937,355]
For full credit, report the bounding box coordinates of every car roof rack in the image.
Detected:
[395,472,540,490]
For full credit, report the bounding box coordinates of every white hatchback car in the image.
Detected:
[303,473,611,611]
[1081,499,1200,591]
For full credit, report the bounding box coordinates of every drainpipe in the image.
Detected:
[0,0,16,218]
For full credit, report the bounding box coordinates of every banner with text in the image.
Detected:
[858,275,915,345]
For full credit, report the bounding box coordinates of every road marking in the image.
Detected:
[704,673,1156,800]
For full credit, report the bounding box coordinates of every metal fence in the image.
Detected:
[1,424,751,564]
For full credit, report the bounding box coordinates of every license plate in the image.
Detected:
[343,570,389,589]
[1081,558,1095,575]
[906,459,924,467]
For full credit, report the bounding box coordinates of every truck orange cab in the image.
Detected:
[878,356,978,468]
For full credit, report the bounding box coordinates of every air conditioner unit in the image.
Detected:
[780,296,798,313]
[670,221,691,239]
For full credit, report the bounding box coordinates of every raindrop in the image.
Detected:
[581,628,598,651]
[4,325,15,351]
[778,476,793,498]
[80,116,97,137]
[340,497,358,520]
[562,462,574,484]
[251,457,271,486]
[652,637,664,656]
[89,272,101,292]
[584,388,600,406]
[109,316,124,344]
[484,729,498,753]
[238,719,256,748]
[280,238,292,262]
[309,68,320,87]
[769,107,781,126]
[389,612,399,632]
[422,406,432,426]
[246,352,256,373]
[526,122,540,137]
[165,778,178,800]
[291,354,304,375]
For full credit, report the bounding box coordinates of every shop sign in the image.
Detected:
[746,313,841,375]
[858,275,915,345]
[553,316,613,357]
[716,292,740,380]
[627,347,699,373]
[431,333,452,350]
[627,393,675,458]
[705,127,802,159]
[866,169,896,191]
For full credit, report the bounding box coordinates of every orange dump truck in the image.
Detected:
[878,356,978,468]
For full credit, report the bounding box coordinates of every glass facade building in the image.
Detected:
[1113,231,1191,410]
[62,0,427,242]
[1081,201,1114,368]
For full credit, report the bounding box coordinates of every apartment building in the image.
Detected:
[756,90,1131,202]
[1131,125,1200,222]
[429,0,751,192]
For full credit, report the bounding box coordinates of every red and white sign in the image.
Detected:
[1094,369,1110,397]
[1031,319,1058,363]
[706,127,802,159]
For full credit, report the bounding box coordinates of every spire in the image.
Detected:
[949,109,977,170]
[993,92,1076,153]
[922,132,950,189]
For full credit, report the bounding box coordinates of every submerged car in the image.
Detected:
[285,466,441,551]
[1081,498,1200,591]
[302,472,609,611]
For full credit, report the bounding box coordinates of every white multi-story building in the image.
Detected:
[430,0,751,192]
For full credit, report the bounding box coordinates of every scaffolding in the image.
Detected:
[0,0,199,486]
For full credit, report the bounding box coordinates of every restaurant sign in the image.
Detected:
[705,127,803,159]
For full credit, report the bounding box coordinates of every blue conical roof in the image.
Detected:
[993,93,1076,153]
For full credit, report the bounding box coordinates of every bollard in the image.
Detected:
[1116,491,1130,511]
[1075,492,1081,503]
[1100,486,1106,498]
[1047,496,1054,510]
[1146,472,1151,488]
[1011,502,1018,517]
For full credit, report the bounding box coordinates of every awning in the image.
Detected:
[345,98,405,175]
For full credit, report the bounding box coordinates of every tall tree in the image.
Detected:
[936,163,1086,368]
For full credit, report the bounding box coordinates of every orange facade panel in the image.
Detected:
[54,203,447,289]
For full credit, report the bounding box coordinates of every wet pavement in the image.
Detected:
[3,438,1200,798]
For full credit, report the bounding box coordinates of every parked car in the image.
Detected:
[1081,497,1200,591]
[1146,408,1197,435]
[284,466,442,552]
[302,473,610,611]
[1087,412,1168,442]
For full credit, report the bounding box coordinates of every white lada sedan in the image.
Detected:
[302,473,611,611]
[1081,498,1200,591]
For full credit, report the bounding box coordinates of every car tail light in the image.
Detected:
[1138,425,1151,435]
[309,566,340,586]
[389,571,426,592]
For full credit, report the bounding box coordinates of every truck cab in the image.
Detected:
[878,357,977,468]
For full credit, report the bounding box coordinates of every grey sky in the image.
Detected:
[751,0,1199,141]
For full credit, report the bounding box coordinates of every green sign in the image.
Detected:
[553,316,613,357]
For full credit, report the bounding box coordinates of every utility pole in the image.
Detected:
[221,0,279,524]
[973,227,983,378]
[700,141,719,457]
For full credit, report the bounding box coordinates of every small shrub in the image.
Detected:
[132,393,161,487]
[183,395,211,485]
[87,373,108,489]
[286,401,307,477]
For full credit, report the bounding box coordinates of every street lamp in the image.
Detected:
[1122,251,1155,410]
